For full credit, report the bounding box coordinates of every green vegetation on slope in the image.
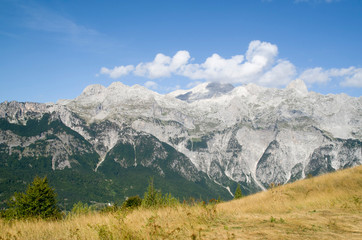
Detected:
[0,116,232,210]
[0,165,361,240]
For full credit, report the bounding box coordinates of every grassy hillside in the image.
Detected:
[1,165,361,239]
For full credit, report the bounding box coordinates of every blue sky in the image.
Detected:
[0,0,361,103]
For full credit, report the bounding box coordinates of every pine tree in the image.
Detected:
[6,176,61,219]
[234,184,243,199]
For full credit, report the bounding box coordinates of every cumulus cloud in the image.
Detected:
[300,67,362,87]
[99,40,361,89]
[258,60,296,86]
[134,51,190,78]
[100,65,134,79]
[100,40,294,87]
[181,41,281,84]
[299,67,330,84]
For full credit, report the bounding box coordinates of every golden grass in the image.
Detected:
[1,165,361,239]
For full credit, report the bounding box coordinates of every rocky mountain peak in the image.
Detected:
[287,79,308,96]
[81,84,106,97]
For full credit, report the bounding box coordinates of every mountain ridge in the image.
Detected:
[0,80,361,207]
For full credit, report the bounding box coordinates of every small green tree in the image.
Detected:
[5,176,61,220]
[142,177,162,207]
[141,177,179,208]
[234,184,243,199]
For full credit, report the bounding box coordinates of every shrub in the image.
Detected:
[161,193,179,207]
[122,196,142,209]
[71,201,93,215]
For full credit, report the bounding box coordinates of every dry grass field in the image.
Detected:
[1,165,361,240]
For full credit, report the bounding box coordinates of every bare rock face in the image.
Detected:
[286,79,308,96]
[0,80,361,201]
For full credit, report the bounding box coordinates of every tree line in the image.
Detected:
[1,176,243,220]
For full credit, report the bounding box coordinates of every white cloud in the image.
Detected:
[328,67,356,77]
[134,51,190,78]
[258,60,296,86]
[100,65,134,79]
[341,69,362,87]
[246,40,278,67]
[299,67,330,83]
[299,66,362,87]
[100,40,287,86]
[181,40,280,85]
[99,40,361,89]
[144,81,158,90]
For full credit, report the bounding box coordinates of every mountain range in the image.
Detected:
[0,79,361,209]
